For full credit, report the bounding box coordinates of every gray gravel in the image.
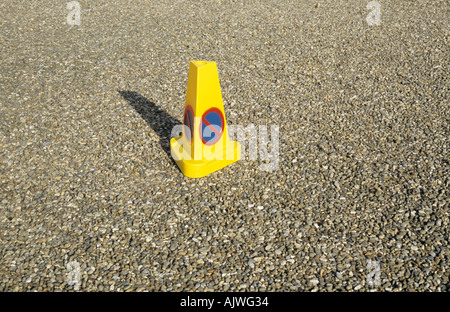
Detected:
[1,0,449,292]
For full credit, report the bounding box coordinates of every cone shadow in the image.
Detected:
[119,91,181,160]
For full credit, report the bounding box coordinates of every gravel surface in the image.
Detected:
[1,0,449,292]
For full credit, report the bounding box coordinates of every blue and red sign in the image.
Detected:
[200,108,224,146]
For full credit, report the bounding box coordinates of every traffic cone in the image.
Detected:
[170,61,241,178]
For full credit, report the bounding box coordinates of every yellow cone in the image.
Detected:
[170,61,241,178]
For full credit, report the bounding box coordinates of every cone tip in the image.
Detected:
[190,60,215,68]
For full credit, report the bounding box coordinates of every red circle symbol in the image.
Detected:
[199,108,224,146]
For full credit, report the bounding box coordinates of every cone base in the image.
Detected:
[170,137,241,178]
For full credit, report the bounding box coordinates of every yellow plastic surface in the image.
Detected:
[170,61,241,178]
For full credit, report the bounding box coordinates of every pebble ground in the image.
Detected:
[1,0,449,291]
